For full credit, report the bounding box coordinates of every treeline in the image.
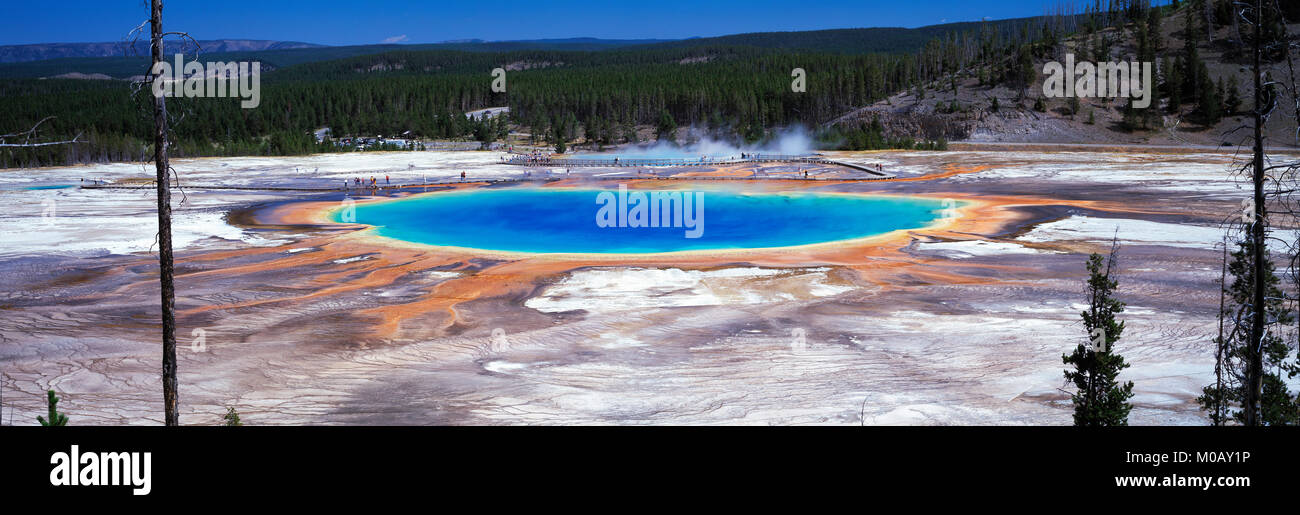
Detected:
[1,45,930,167]
[4,14,1107,167]
[0,78,349,168]
[6,0,1293,167]
[0,9,1116,167]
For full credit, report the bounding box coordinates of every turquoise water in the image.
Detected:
[339,188,948,254]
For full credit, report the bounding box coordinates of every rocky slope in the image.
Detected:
[832,10,1300,149]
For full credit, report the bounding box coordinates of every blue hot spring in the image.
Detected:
[336,188,950,254]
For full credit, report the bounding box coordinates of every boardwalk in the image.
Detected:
[506,153,893,179]
[81,170,894,193]
[76,153,893,193]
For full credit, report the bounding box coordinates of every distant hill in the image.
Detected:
[0,39,324,63]
[430,38,672,52]
[0,38,672,79]
[0,19,1075,79]
[0,15,1080,78]
[633,17,1060,54]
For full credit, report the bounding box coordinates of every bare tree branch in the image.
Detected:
[0,116,83,148]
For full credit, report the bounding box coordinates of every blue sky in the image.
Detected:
[5,0,1075,46]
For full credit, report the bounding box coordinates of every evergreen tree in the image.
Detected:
[472,119,494,148]
[1195,63,1222,124]
[1147,3,1164,52]
[495,115,509,142]
[1133,20,1160,128]
[1224,76,1241,114]
[1166,57,1184,111]
[655,109,677,144]
[1121,99,1140,131]
[37,389,68,427]
[1164,56,1185,111]
[1063,246,1135,426]
[1017,46,1036,98]
[1261,374,1300,425]
[529,111,548,145]
[563,112,579,142]
[223,407,242,426]
[1254,0,1290,61]
[1182,7,1203,104]
[1199,237,1297,425]
[1215,77,1226,114]
[551,115,568,154]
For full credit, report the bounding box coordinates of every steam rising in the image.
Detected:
[609,126,816,158]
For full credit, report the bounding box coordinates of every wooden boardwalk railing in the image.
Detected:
[76,153,893,193]
[506,153,893,179]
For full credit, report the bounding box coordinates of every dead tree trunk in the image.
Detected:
[1245,0,1266,426]
[1232,2,1243,44]
[150,0,179,426]
[1205,0,1216,42]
